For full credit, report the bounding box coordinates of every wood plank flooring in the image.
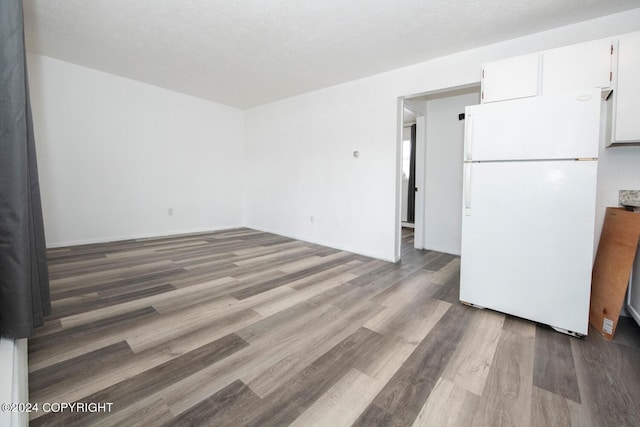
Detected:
[28,228,640,426]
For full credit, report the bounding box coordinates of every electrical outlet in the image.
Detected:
[168,208,174,216]
[310,215,314,223]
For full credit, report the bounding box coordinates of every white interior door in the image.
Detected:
[460,160,597,335]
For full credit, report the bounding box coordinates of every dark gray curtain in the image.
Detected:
[407,124,417,223]
[0,0,51,338]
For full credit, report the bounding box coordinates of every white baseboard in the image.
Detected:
[46,225,245,248]
[246,224,396,263]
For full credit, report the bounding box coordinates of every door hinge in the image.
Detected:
[481,91,484,100]
[610,71,613,81]
[482,69,484,78]
[611,44,614,55]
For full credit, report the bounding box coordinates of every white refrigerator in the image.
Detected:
[460,89,601,336]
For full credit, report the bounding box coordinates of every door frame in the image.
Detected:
[395,84,481,261]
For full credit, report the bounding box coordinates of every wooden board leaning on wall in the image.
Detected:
[590,207,640,339]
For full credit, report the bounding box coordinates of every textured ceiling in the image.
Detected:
[23,0,640,109]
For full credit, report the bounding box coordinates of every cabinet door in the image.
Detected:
[628,241,640,325]
[542,39,612,94]
[481,54,539,103]
[613,32,640,143]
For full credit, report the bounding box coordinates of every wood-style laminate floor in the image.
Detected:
[29,228,640,426]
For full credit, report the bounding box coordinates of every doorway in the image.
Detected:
[399,103,424,258]
[401,106,418,228]
[396,85,481,260]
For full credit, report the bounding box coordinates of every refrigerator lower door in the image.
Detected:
[460,160,597,335]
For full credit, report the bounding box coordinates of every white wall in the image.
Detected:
[245,85,398,260]
[245,9,640,261]
[596,132,640,249]
[27,54,245,247]
[423,91,480,255]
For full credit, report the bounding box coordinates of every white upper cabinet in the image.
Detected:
[481,54,539,104]
[480,33,639,147]
[611,32,640,144]
[542,39,613,95]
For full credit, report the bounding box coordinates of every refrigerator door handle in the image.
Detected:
[464,163,472,216]
[464,113,473,162]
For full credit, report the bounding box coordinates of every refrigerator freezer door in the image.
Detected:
[465,89,601,162]
[460,160,597,335]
